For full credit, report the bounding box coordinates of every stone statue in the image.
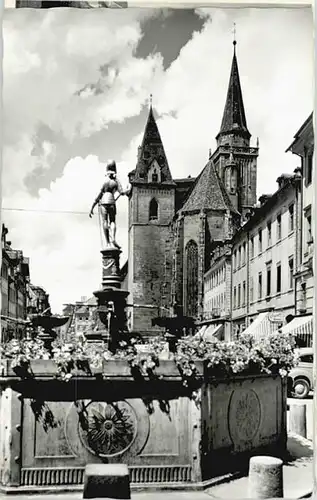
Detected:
[89,160,131,248]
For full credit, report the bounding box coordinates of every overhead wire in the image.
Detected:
[2,207,89,215]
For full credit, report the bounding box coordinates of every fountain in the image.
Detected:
[90,245,130,352]
[87,160,131,352]
[28,309,69,351]
[0,162,288,495]
[152,304,196,352]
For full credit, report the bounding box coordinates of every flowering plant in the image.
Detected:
[0,331,298,387]
[0,338,50,378]
[175,331,298,384]
[114,336,166,380]
[51,339,112,381]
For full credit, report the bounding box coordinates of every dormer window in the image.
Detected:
[148,160,161,183]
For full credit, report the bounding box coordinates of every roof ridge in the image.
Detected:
[180,159,238,214]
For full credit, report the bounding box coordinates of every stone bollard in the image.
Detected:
[248,456,283,498]
[83,463,131,499]
[289,403,307,438]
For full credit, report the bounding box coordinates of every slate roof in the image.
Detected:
[181,160,239,215]
[217,45,250,140]
[131,106,174,184]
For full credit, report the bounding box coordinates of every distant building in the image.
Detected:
[61,296,98,339]
[1,224,30,341]
[230,172,301,338]
[1,224,55,342]
[287,113,314,316]
[202,114,314,345]
[27,284,50,316]
[127,40,258,336]
[202,241,232,341]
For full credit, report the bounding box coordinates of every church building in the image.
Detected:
[127,40,259,336]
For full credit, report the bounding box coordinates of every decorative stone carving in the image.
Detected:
[78,401,137,457]
[228,389,261,444]
[101,248,121,286]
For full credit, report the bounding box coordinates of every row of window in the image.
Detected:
[233,204,295,271]
[205,292,226,312]
[205,264,226,291]
[233,257,294,309]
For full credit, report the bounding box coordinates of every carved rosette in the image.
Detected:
[228,389,261,445]
[78,401,137,457]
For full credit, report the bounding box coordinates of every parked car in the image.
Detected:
[288,347,314,399]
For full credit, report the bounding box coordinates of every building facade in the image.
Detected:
[287,113,314,316]
[27,284,50,316]
[1,224,30,341]
[203,242,232,340]
[1,224,54,343]
[230,172,301,337]
[127,40,258,336]
[61,296,98,340]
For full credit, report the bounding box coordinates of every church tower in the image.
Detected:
[127,102,176,336]
[211,38,259,218]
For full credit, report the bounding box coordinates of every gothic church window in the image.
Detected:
[152,170,158,183]
[185,240,198,318]
[149,198,158,221]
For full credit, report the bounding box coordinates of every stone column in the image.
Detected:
[289,403,307,438]
[248,456,283,498]
[190,389,202,483]
[0,388,22,487]
[91,246,130,352]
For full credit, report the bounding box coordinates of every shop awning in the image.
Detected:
[195,323,223,341]
[242,312,277,341]
[279,315,313,346]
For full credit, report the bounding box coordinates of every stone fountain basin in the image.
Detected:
[30,315,69,329]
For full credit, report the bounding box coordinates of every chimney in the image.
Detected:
[276,173,292,190]
[258,194,272,206]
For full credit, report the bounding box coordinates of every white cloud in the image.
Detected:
[3,155,130,313]
[3,8,161,146]
[2,8,313,313]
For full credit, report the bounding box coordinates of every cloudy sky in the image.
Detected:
[2,6,313,313]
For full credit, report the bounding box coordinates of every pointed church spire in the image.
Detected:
[131,100,174,184]
[216,35,250,142]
